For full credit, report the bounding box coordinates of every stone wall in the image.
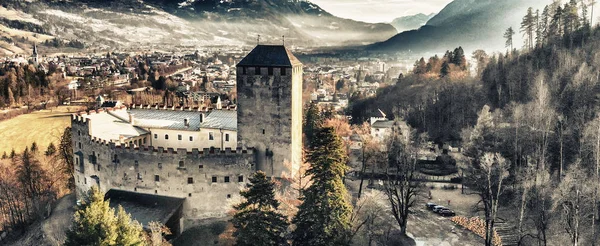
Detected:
[71,115,255,229]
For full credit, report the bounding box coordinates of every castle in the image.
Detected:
[71,45,303,233]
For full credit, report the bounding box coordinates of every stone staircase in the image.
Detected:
[494,221,520,246]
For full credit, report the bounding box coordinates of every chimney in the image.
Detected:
[199,113,205,123]
[128,113,135,125]
[184,118,190,127]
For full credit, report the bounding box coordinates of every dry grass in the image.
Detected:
[0,106,79,155]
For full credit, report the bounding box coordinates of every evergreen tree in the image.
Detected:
[9,148,15,159]
[521,7,537,50]
[413,57,427,74]
[452,47,467,70]
[65,187,145,246]
[549,6,564,40]
[1,151,6,159]
[304,103,323,147]
[115,206,146,246]
[232,171,289,246]
[45,142,56,156]
[440,61,450,78]
[30,142,38,153]
[65,187,118,246]
[292,127,352,246]
[504,27,515,51]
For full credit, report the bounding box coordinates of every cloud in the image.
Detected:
[309,0,453,23]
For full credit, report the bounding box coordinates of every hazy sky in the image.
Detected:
[309,0,454,23]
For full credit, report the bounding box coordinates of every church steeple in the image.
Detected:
[32,43,39,64]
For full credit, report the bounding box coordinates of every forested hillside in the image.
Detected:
[351,1,600,244]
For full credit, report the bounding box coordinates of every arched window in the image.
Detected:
[165,134,169,140]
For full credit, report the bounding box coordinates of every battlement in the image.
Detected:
[80,133,253,157]
[129,104,236,111]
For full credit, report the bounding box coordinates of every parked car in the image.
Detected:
[432,205,446,213]
[438,209,456,217]
[426,202,437,210]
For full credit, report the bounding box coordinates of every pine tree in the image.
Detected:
[452,47,467,70]
[292,127,352,246]
[304,103,323,147]
[30,142,38,153]
[65,187,119,246]
[549,5,564,40]
[232,171,289,246]
[413,58,427,75]
[65,187,145,246]
[521,7,536,50]
[9,148,15,159]
[45,142,56,156]
[440,61,450,78]
[115,206,146,246]
[1,151,6,159]
[503,27,515,51]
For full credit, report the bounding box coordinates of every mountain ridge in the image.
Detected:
[0,0,397,53]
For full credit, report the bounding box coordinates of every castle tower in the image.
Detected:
[236,45,303,178]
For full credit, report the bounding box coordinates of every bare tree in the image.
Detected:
[552,161,595,246]
[383,125,423,236]
[466,153,510,246]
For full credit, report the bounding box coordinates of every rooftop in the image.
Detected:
[105,189,185,227]
[237,45,302,67]
[110,108,237,131]
[371,120,395,129]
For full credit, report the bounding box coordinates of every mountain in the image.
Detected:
[0,0,397,54]
[390,13,435,33]
[368,0,553,53]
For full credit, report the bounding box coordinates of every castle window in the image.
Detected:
[155,175,160,182]
[143,138,147,144]
[281,68,286,76]
[209,132,214,140]
[178,135,182,141]
[179,160,185,168]
[78,142,82,149]
[268,67,273,75]
[212,176,217,183]
[188,193,192,197]
[238,175,244,182]
[158,163,162,169]
[78,130,81,136]
[165,134,169,140]
[189,136,193,141]
[155,190,157,194]
[262,129,265,134]
[187,177,194,184]
[84,178,87,184]
[134,160,139,168]
[224,176,230,183]
[137,173,142,180]
[199,164,204,169]
[225,134,229,142]
[97,165,101,171]
[154,134,157,139]
[242,67,246,75]
[255,67,260,75]
[227,194,231,199]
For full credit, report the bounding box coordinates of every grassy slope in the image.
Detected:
[0,106,78,155]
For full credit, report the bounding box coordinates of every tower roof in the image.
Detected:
[237,45,302,67]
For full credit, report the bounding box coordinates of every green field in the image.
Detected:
[0,107,78,155]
